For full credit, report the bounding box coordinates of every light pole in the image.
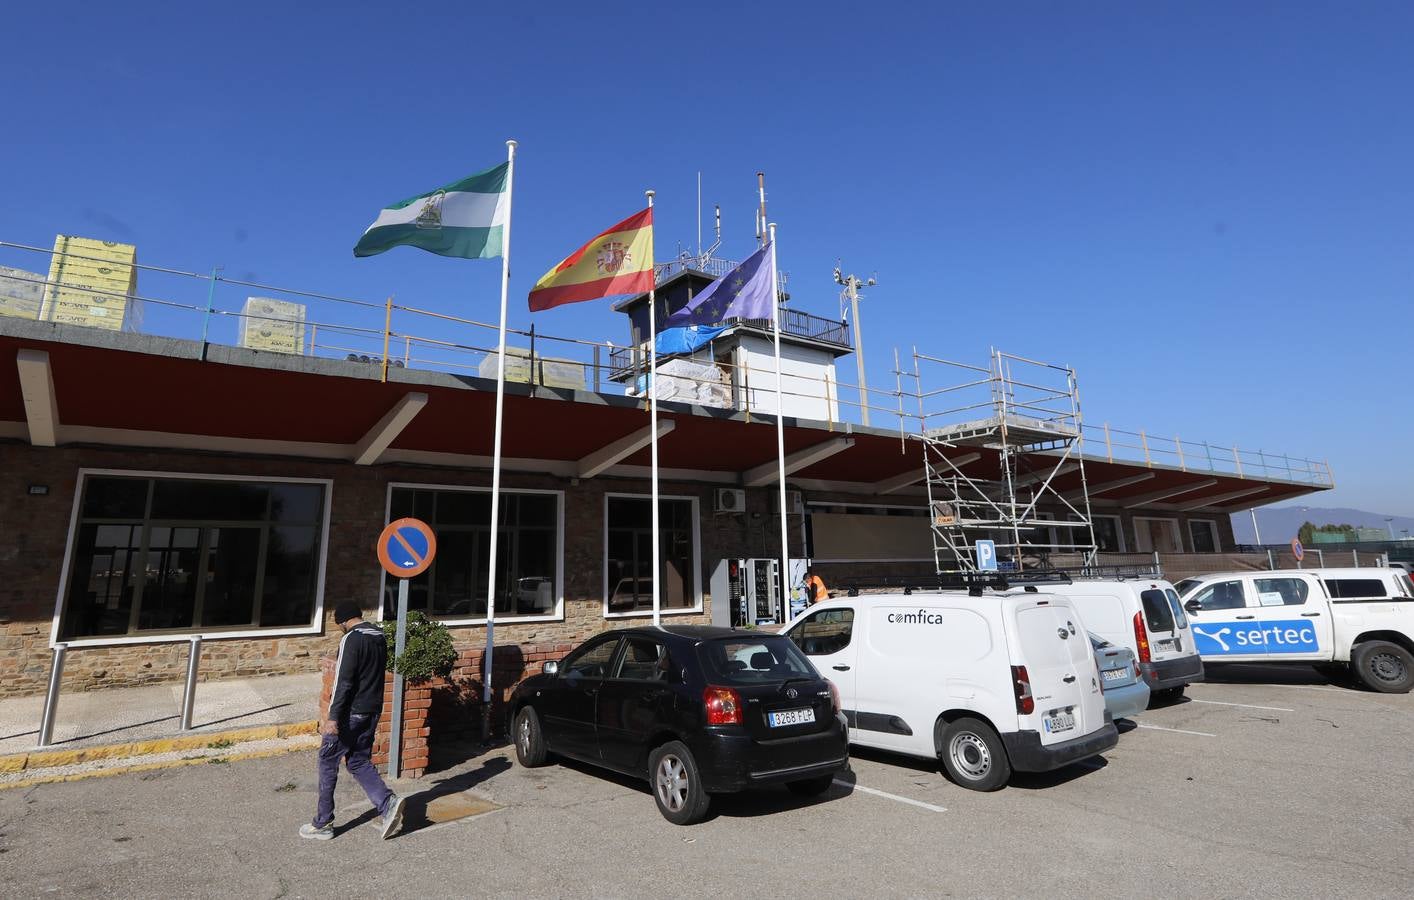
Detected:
[1249,508,1263,545]
[835,263,876,426]
[1386,517,1395,540]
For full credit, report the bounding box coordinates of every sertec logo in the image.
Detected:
[887,610,946,625]
[1192,620,1319,655]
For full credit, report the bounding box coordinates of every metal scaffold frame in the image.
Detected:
[916,348,1098,574]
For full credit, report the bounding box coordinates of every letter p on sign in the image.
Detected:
[976,539,998,572]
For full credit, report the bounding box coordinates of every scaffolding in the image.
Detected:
[915,348,1098,574]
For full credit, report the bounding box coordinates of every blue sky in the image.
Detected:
[2,2,1411,515]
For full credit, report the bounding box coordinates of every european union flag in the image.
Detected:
[661,242,776,330]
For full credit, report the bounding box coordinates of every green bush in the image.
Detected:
[382,611,458,683]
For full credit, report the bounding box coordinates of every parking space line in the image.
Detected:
[1130,722,1216,737]
[1190,699,1294,712]
[836,780,947,813]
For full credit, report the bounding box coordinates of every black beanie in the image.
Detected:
[333,601,363,625]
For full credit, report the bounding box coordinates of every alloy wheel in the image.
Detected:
[655,754,689,812]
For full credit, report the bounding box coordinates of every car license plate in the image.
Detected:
[1154,639,1176,652]
[768,708,816,728]
[1043,710,1075,734]
[1101,668,1127,683]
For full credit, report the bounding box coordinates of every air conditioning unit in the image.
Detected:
[714,488,746,514]
[786,490,804,516]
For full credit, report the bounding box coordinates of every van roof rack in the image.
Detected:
[841,570,1075,597]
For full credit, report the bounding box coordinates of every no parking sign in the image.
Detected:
[377,517,437,578]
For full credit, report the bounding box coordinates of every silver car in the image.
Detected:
[1091,634,1150,720]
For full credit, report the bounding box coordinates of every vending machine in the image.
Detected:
[710,558,810,627]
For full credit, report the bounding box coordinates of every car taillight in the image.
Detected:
[827,679,841,714]
[703,686,743,725]
[1133,611,1152,665]
[1011,665,1034,715]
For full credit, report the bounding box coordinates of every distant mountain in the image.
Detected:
[1230,506,1414,544]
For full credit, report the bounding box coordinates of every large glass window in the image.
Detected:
[1189,520,1220,553]
[1092,515,1125,553]
[605,496,698,615]
[61,474,327,639]
[1134,517,1183,553]
[385,487,561,621]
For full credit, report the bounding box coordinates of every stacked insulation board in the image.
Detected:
[238,296,307,354]
[0,264,45,320]
[41,235,143,332]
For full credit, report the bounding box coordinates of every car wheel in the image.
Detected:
[513,707,549,767]
[938,717,1011,792]
[649,741,711,825]
[785,774,835,797]
[1351,641,1414,693]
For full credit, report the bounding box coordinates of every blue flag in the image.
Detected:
[661,243,776,329]
[655,323,729,355]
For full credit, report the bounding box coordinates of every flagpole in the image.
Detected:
[646,189,661,626]
[767,223,791,620]
[481,138,516,742]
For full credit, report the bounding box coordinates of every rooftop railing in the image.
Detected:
[0,237,1334,490]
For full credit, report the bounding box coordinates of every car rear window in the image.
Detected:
[1323,578,1388,599]
[1140,589,1176,633]
[698,636,816,685]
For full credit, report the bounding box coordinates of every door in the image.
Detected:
[1008,600,1099,746]
[1184,578,1265,661]
[1247,575,1333,661]
[784,606,858,732]
[538,635,620,760]
[596,636,678,773]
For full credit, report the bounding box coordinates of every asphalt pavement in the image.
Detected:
[1,664,1410,898]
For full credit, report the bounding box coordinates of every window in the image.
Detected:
[615,637,675,681]
[385,486,561,622]
[604,495,699,616]
[60,474,327,640]
[562,637,619,678]
[1140,589,1177,632]
[1134,517,1183,553]
[1165,589,1189,629]
[1192,579,1248,611]
[1189,520,1220,553]
[698,637,815,684]
[789,608,855,656]
[1092,515,1126,552]
[1323,579,1388,599]
[1254,577,1310,606]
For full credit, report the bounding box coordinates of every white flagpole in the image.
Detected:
[768,224,791,620]
[646,189,661,626]
[481,139,516,742]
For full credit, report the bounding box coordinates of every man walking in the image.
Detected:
[300,601,406,840]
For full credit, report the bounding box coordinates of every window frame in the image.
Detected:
[51,468,333,648]
[601,492,703,619]
[1133,516,1184,554]
[1091,514,1127,553]
[380,481,566,627]
[1188,518,1221,553]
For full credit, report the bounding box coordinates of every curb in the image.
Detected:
[0,740,321,791]
[0,720,319,775]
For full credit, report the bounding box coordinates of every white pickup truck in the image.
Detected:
[1174,568,1414,693]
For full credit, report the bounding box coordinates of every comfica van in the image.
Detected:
[1037,579,1204,702]
[782,590,1119,791]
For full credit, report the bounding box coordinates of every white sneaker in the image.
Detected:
[380,795,406,839]
[299,822,333,841]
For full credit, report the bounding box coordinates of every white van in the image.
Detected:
[782,590,1119,791]
[1035,579,1205,701]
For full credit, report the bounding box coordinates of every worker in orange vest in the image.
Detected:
[805,569,830,604]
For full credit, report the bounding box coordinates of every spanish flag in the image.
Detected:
[528,208,654,311]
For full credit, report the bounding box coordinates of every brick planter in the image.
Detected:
[319,640,572,779]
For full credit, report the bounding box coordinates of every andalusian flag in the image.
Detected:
[354,163,509,260]
[528,208,654,311]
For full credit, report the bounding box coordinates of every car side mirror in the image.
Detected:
[542,660,559,676]
[1184,600,1201,614]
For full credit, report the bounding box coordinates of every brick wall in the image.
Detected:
[0,442,794,698]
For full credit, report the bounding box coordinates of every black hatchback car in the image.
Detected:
[509,625,849,824]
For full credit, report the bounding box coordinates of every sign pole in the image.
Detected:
[481,139,517,742]
[388,577,409,779]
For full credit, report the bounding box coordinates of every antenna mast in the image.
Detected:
[834,262,878,426]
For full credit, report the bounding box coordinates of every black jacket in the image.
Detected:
[327,622,387,720]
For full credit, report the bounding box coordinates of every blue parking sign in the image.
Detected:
[976,539,998,571]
